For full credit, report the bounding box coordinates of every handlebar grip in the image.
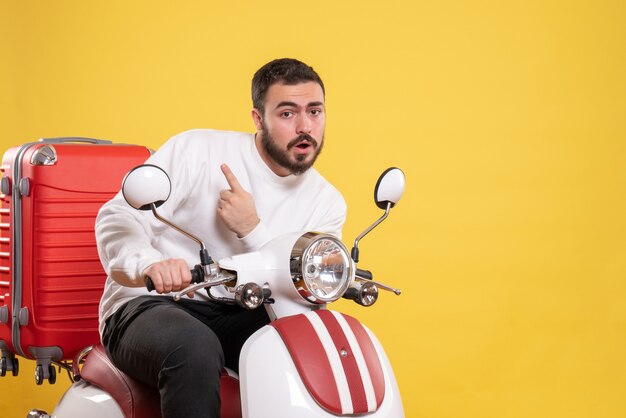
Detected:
[356,268,373,280]
[190,265,204,283]
[145,265,205,292]
[343,287,359,301]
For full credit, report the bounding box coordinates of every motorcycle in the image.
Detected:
[28,164,406,418]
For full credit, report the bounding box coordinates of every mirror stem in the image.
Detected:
[150,204,213,266]
[351,202,392,263]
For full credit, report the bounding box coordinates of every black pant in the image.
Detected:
[102,295,270,418]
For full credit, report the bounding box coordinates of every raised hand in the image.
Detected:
[217,164,260,238]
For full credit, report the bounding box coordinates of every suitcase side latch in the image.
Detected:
[17,307,28,327]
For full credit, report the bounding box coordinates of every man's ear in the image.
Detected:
[251,108,263,131]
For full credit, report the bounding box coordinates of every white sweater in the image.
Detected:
[96,129,347,336]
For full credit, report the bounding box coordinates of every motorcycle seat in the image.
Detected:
[79,342,241,418]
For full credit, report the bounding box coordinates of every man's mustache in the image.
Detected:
[287,134,318,150]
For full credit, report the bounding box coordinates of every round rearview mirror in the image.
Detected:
[374,167,405,209]
[122,164,171,211]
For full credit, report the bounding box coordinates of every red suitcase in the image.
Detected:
[0,137,150,384]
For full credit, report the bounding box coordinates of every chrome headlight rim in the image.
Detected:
[290,232,354,304]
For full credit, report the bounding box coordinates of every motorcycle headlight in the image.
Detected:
[290,232,354,304]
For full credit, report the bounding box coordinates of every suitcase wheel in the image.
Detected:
[34,363,56,385]
[34,364,43,385]
[0,355,19,377]
[48,365,56,384]
[12,357,19,376]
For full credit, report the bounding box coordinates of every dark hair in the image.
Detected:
[252,58,325,114]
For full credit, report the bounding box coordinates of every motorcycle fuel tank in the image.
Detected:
[239,310,404,418]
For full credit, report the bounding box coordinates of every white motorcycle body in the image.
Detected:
[51,381,123,417]
[241,316,404,418]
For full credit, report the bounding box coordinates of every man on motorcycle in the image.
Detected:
[95,58,346,418]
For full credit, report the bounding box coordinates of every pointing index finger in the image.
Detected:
[221,164,242,192]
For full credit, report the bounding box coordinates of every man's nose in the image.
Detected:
[296,114,312,134]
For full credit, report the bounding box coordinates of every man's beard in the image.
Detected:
[261,124,324,175]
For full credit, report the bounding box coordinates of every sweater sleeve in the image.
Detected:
[95,132,196,286]
[237,220,273,251]
[95,196,164,287]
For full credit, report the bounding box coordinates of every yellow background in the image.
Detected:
[1,0,625,417]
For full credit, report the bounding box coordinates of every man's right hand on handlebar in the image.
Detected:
[143,259,194,295]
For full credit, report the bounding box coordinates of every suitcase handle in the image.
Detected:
[39,137,113,145]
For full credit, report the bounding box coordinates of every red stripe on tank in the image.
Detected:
[314,310,369,413]
[270,314,342,414]
[343,314,386,407]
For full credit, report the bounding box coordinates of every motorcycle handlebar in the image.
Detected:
[356,268,373,280]
[145,264,205,292]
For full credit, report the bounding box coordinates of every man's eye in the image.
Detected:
[310,109,322,116]
[281,111,293,118]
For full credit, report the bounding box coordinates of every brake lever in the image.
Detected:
[173,272,237,301]
[354,274,402,295]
